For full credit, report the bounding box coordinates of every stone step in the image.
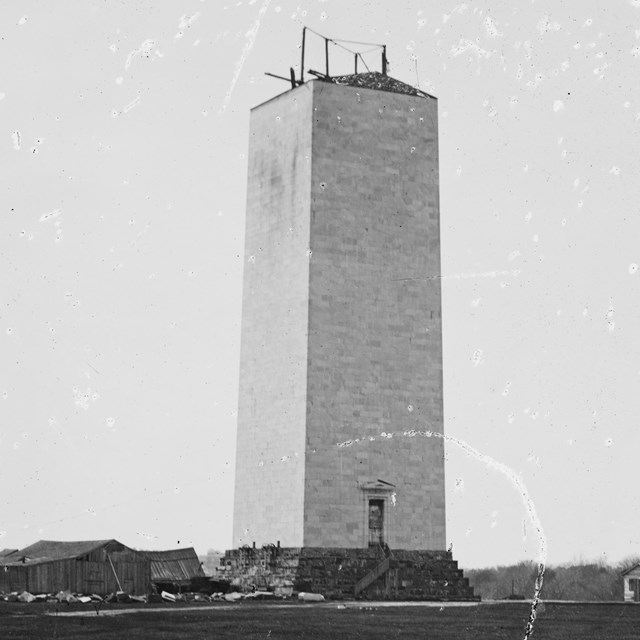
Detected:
[219,547,478,601]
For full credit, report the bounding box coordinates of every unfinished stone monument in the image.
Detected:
[221,32,476,600]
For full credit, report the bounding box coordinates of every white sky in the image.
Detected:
[1,0,639,569]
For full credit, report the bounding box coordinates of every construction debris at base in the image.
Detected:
[0,539,335,607]
[0,588,322,606]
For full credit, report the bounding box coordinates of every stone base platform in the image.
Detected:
[217,546,478,601]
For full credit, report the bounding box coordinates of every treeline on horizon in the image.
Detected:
[464,558,640,601]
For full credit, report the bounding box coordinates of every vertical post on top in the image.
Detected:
[354,53,358,74]
[300,27,306,84]
[325,37,329,77]
[382,45,387,75]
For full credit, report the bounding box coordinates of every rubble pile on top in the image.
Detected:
[329,71,428,97]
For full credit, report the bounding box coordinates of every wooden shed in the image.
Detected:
[622,563,640,602]
[143,548,205,592]
[0,539,151,595]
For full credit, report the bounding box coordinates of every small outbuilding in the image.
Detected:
[0,539,151,596]
[623,563,640,602]
[143,548,206,593]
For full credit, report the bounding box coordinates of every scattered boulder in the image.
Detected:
[244,590,275,600]
[17,591,35,603]
[297,592,325,602]
[55,590,78,604]
[224,591,243,602]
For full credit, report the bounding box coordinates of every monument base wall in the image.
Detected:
[218,546,478,601]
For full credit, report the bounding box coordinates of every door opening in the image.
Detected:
[368,499,385,546]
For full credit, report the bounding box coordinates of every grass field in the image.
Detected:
[1,600,639,639]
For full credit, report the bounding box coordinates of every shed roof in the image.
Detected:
[0,539,133,567]
[143,548,205,584]
[621,562,640,576]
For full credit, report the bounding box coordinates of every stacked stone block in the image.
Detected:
[233,78,445,551]
[227,74,475,600]
[219,547,477,600]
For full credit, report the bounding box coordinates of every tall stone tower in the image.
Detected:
[224,70,475,600]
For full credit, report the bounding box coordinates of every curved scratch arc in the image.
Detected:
[425,431,546,639]
[334,429,547,638]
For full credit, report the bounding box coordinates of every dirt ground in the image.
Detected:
[1,600,639,639]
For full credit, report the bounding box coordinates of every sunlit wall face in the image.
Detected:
[1,1,639,569]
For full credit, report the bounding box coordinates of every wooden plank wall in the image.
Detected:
[0,550,151,595]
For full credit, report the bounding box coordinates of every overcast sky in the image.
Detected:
[1,0,639,569]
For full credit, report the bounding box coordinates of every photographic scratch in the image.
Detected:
[392,269,521,282]
[125,39,155,70]
[123,96,141,114]
[86,362,100,375]
[333,429,546,638]
[39,209,62,222]
[219,0,272,114]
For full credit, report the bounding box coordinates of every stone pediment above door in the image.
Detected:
[359,479,396,492]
